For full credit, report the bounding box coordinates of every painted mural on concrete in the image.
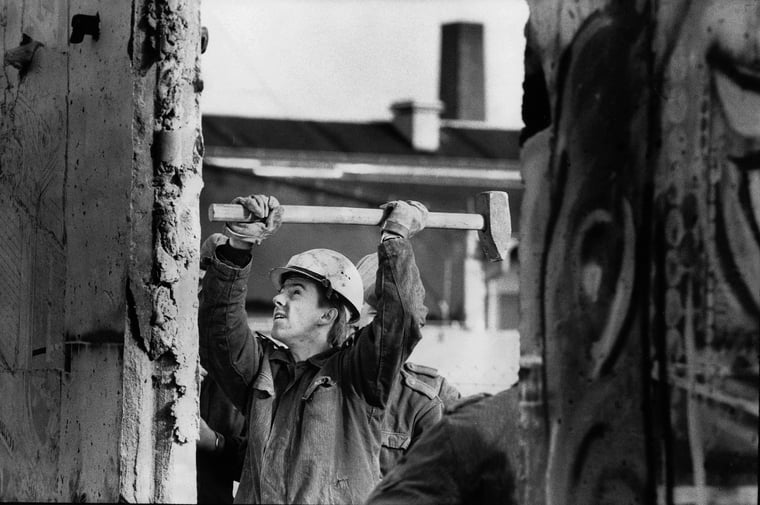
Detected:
[650,1,759,502]
[519,0,758,503]
[519,2,652,503]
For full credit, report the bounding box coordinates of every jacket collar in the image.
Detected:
[306,346,339,367]
[269,345,338,367]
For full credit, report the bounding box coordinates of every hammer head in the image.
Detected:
[476,191,512,262]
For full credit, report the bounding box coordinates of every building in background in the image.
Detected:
[201,22,522,394]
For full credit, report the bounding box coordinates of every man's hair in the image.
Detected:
[326,298,350,348]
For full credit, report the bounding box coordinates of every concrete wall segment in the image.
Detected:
[57,343,123,502]
[1,1,70,500]
[65,0,133,335]
[121,0,203,502]
[521,1,759,503]
[519,2,653,504]
[1,0,202,501]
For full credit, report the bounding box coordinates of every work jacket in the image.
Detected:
[199,238,426,504]
[366,388,521,505]
[379,363,461,476]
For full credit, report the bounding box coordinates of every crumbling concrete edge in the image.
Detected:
[120,1,203,502]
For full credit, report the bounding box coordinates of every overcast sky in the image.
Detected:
[200,0,528,129]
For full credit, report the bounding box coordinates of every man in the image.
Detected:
[364,388,521,505]
[353,253,461,476]
[199,194,428,504]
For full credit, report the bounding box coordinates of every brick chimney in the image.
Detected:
[390,100,444,152]
[439,22,485,121]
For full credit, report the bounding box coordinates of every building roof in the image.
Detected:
[202,115,521,161]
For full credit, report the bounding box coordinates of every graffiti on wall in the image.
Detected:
[651,0,759,502]
[520,2,652,504]
[520,0,758,503]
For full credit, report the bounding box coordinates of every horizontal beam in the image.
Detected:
[203,154,523,188]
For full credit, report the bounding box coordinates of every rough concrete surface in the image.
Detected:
[1,0,202,502]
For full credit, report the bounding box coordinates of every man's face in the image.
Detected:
[271,276,329,345]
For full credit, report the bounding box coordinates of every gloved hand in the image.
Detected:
[224,194,283,249]
[379,200,428,239]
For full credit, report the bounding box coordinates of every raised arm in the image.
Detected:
[345,200,429,407]
[198,243,260,412]
[198,195,284,411]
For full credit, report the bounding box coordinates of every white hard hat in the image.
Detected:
[270,249,364,323]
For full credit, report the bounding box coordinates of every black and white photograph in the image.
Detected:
[0,0,757,503]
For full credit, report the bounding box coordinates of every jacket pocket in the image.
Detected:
[381,430,410,450]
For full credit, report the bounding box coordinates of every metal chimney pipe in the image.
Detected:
[439,22,486,121]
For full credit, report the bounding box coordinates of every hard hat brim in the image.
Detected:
[269,266,361,323]
[270,266,328,291]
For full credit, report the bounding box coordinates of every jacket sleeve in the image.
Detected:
[436,378,462,410]
[343,237,427,407]
[410,398,444,448]
[198,247,263,413]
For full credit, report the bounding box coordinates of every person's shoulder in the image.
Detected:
[438,393,506,451]
[446,389,520,427]
[402,363,461,405]
[400,363,443,400]
[445,392,493,414]
[403,362,440,380]
[444,389,522,473]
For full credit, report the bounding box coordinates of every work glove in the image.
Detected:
[224,194,283,249]
[379,200,428,239]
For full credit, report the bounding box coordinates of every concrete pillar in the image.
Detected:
[516,1,760,503]
[120,1,203,502]
[0,1,202,501]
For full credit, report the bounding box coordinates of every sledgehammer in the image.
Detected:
[208,191,511,261]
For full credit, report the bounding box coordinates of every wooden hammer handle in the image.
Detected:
[208,204,485,231]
